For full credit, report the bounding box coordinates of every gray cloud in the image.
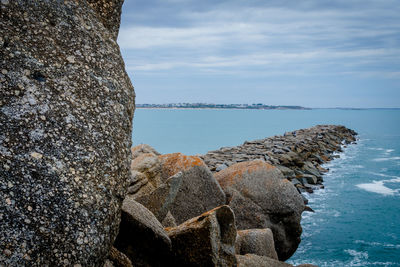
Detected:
[119,0,400,107]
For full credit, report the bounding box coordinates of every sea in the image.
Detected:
[132,108,400,266]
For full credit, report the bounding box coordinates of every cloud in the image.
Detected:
[119,0,400,106]
[119,2,400,76]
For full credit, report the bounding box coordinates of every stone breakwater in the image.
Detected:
[201,125,357,195]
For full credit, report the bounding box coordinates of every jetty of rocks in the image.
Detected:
[202,125,357,195]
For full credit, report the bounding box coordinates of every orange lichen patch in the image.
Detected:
[159,153,206,177]
[215,160,275,188]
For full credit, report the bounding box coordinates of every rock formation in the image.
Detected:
[113,197,172,266]
[215,160,305,261]
[128,150,226,224]
[235,229,278,260]
[0,1,134,265]
[165,205,237,267]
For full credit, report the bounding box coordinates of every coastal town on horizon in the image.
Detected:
[136,103,310,110]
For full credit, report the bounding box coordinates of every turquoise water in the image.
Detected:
[132,109,400,266]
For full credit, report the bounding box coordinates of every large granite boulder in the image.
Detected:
[166,205,237,267]
[215,160,305,261]
[113,197,172,267]
[0,1,134,265]
[235,229,278,260]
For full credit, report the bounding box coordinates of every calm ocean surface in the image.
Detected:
[132,109,400,266]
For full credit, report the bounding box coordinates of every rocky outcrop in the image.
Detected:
[215,160,305,261]
[128,148,226,225]
[0,1,134,265]
[235,229,278,260]
[135,165,226,225]
[114,197,172,267]
[165,205,237,267]
[129,151,208,196]
[202,125,357,194]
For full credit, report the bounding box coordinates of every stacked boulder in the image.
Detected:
[114,144,312,266]
[128,147,226,225]
[215,160,304,261]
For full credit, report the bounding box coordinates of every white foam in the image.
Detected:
[356,180,399,196]
[388,177,400,183]
[355,240,400,249]
[372,157,400,162]
[345,249,369,267]
[368,172,400,179]
[368,147,385,151]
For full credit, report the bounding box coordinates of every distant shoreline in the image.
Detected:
[136,104,310,110]
[136,107,311,110]
[136,106,400,110]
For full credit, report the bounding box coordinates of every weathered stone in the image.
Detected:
[166,205,237,267]
[131,153,163,188]
[236,254,293,267]
[0,1,134,265]
[161,211,177,228]
[107,247,133,267]
[215,160,305,261]
[301,174,318,185]
[127,170,155,198]
[235,229,278,260]
[302,161,322,179]
[135,165,226,224]
[129,152,210,198]
[131,144,160,159]
[158,152,207,182]
[114,197,172,267]
[276,165,296,178]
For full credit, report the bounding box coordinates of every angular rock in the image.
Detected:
[215,160,305,261]
[135,165,226,224]
[302,161,322,180]
[158,152,207,181]
[114,197,172,267]
[129,152,210,198]
[235,229,278,260]
[236,254,293,267]
[301,174,318,185]
[0,1,134,265]
[161,211,177,228]
[131,153,163,188]
[166,205,237,267]
[107,247,133,267]
[127,170,155,198]
[131,144,160,159]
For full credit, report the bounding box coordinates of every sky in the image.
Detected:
[118,0,400,108]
